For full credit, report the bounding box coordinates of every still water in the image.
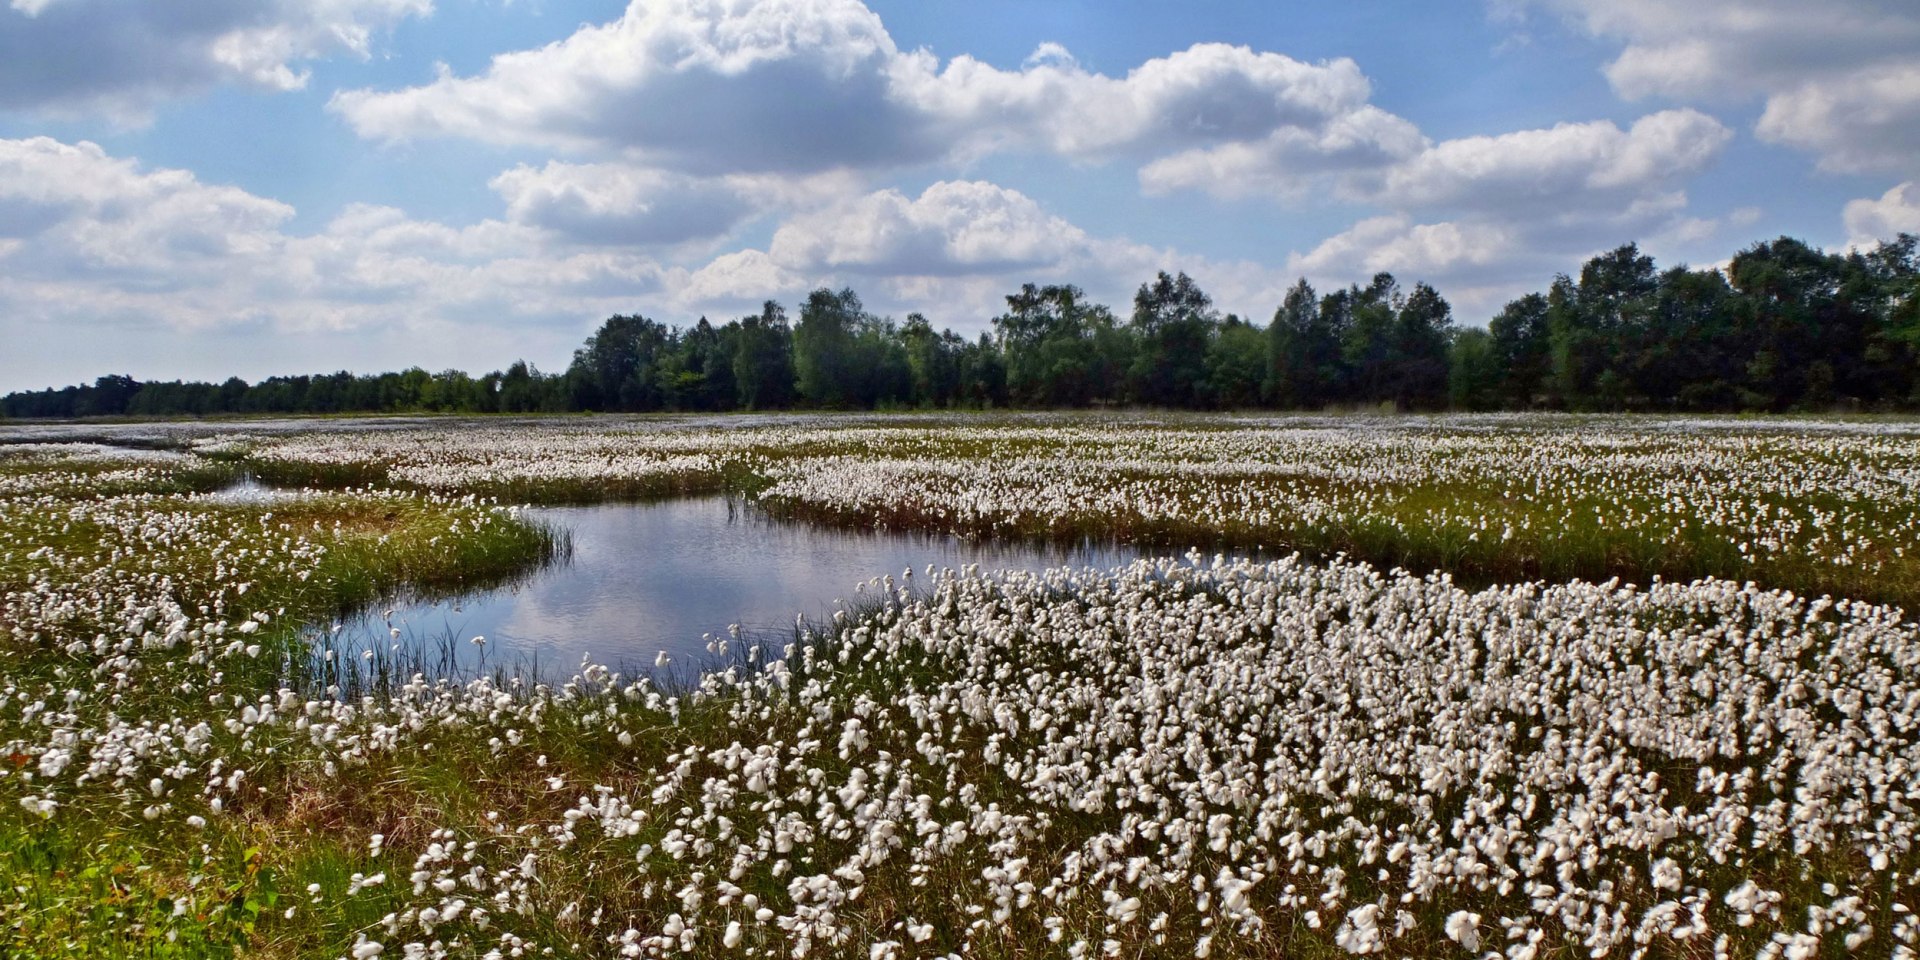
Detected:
[326,496,1144,675]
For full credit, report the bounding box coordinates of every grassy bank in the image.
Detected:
[0,444,560,957]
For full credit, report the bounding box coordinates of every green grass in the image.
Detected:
[0,450,562,958]
[5,418,1920,957]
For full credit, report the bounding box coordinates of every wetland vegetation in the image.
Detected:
[2,412,1918,959]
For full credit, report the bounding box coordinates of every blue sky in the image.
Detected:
[2,0,1916,392]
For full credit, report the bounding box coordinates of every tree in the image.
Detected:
[1266,278,1343,409]
[1488,293,1550,408]
[1390,282,1454,409]
[1639,267,1739,410]
[1448,328,1502,411]
[994,284,1124,406]
[1206,315,1267,409]
[569,315,671,411]
[901,313,959,407]
[1547,244,1657,409]
[1340,273,1400,405]
[1128,271,1217,407]
[793,288,865,408]
[1861,234,1920,404]
[734,301,795,410]
[956,333,1007,408]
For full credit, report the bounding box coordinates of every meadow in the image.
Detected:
[1,412,1917,959]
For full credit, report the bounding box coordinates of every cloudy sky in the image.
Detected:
[2,0,1917,392]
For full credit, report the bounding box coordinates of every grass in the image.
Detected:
[3,416,1919,958]
[0,448,563,958]
[209,414,1920,609]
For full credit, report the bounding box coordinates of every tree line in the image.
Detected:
[6,234,1917,420]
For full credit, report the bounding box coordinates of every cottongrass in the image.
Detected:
[218,412,1920,607]
[5,422,1920,958]
[8,539,1919,956]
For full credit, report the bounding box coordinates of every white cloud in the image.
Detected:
[1754,64,1920,175]
[488,161,869,248]
[677,250,808,308]
[1291,216,1514,281]
[330,0,931,169]
[1521,0,1920,177]
[0,137,667,344]
[330,0,1422,183]
[670,180,1116,316]
[0,0,429,119]
[1286,177,1730,321]
[669,180,1290,324]
[766,180,1089,277]
[1145,106,1733,319]
[1145,107,1729,217]
[0,137,295,278]
[1137,105,1425,198]
[1845,182,1920,247]
[891,42,1398,163]
[490,162,759,247]
[1368,109,1728,210]
[0,136,1293,386]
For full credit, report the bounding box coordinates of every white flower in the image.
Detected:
[1444,911,1480,952]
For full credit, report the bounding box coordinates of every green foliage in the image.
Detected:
[8,233,1919,418]
[1128,270,1218,407]
[0,818,277,959]
[1447,327,1501,411]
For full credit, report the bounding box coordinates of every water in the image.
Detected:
[323,496,1146,677]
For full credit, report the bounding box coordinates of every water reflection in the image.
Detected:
[328,496,1146,675]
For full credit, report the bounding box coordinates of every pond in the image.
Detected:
[319,496,1150,678]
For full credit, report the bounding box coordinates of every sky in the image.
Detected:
[2,0,1918,393]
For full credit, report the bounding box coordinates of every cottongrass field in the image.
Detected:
[1,413,1918,959]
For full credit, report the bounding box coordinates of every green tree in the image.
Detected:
[733,301,795,410]
[1128,271,1217,407]
[1266,278,1343,409]
[1206,315,1267,409]
[1448,328,1502,411]
[793,288,865,408]
[1390,281,1454,409]
[901,313,960,407]
[994,284,1124,406]
[1548,244,1657,409]
[569,315,671,411]
[1488,293,1550,407]
[1340,273,1399,405]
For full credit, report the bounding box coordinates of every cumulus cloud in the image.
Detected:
[1366,109,1728,212]
[0,0,428,119]
[0,137,295,281]
[1754,65,1920,176]
[0,137,666,342]
[1136,105,1424,198]
[1146,106,1730,319]
[1290,190,1726,310]
[488,162,870,248]
[659,181,1105,314]
[331,0,934,169]
[1520,0,1920,177]
[1144,107,1728,214]
[1291,216,1514,281]
[490,163,759,247]
[330,0,1421,182]
[0,136,1287,384]
[663,179,1288,323]
[765,180,1089,277]
[1845,182,1920,247]
[677,250,808,307]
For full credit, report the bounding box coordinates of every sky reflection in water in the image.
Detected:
[333,496,1146,675]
